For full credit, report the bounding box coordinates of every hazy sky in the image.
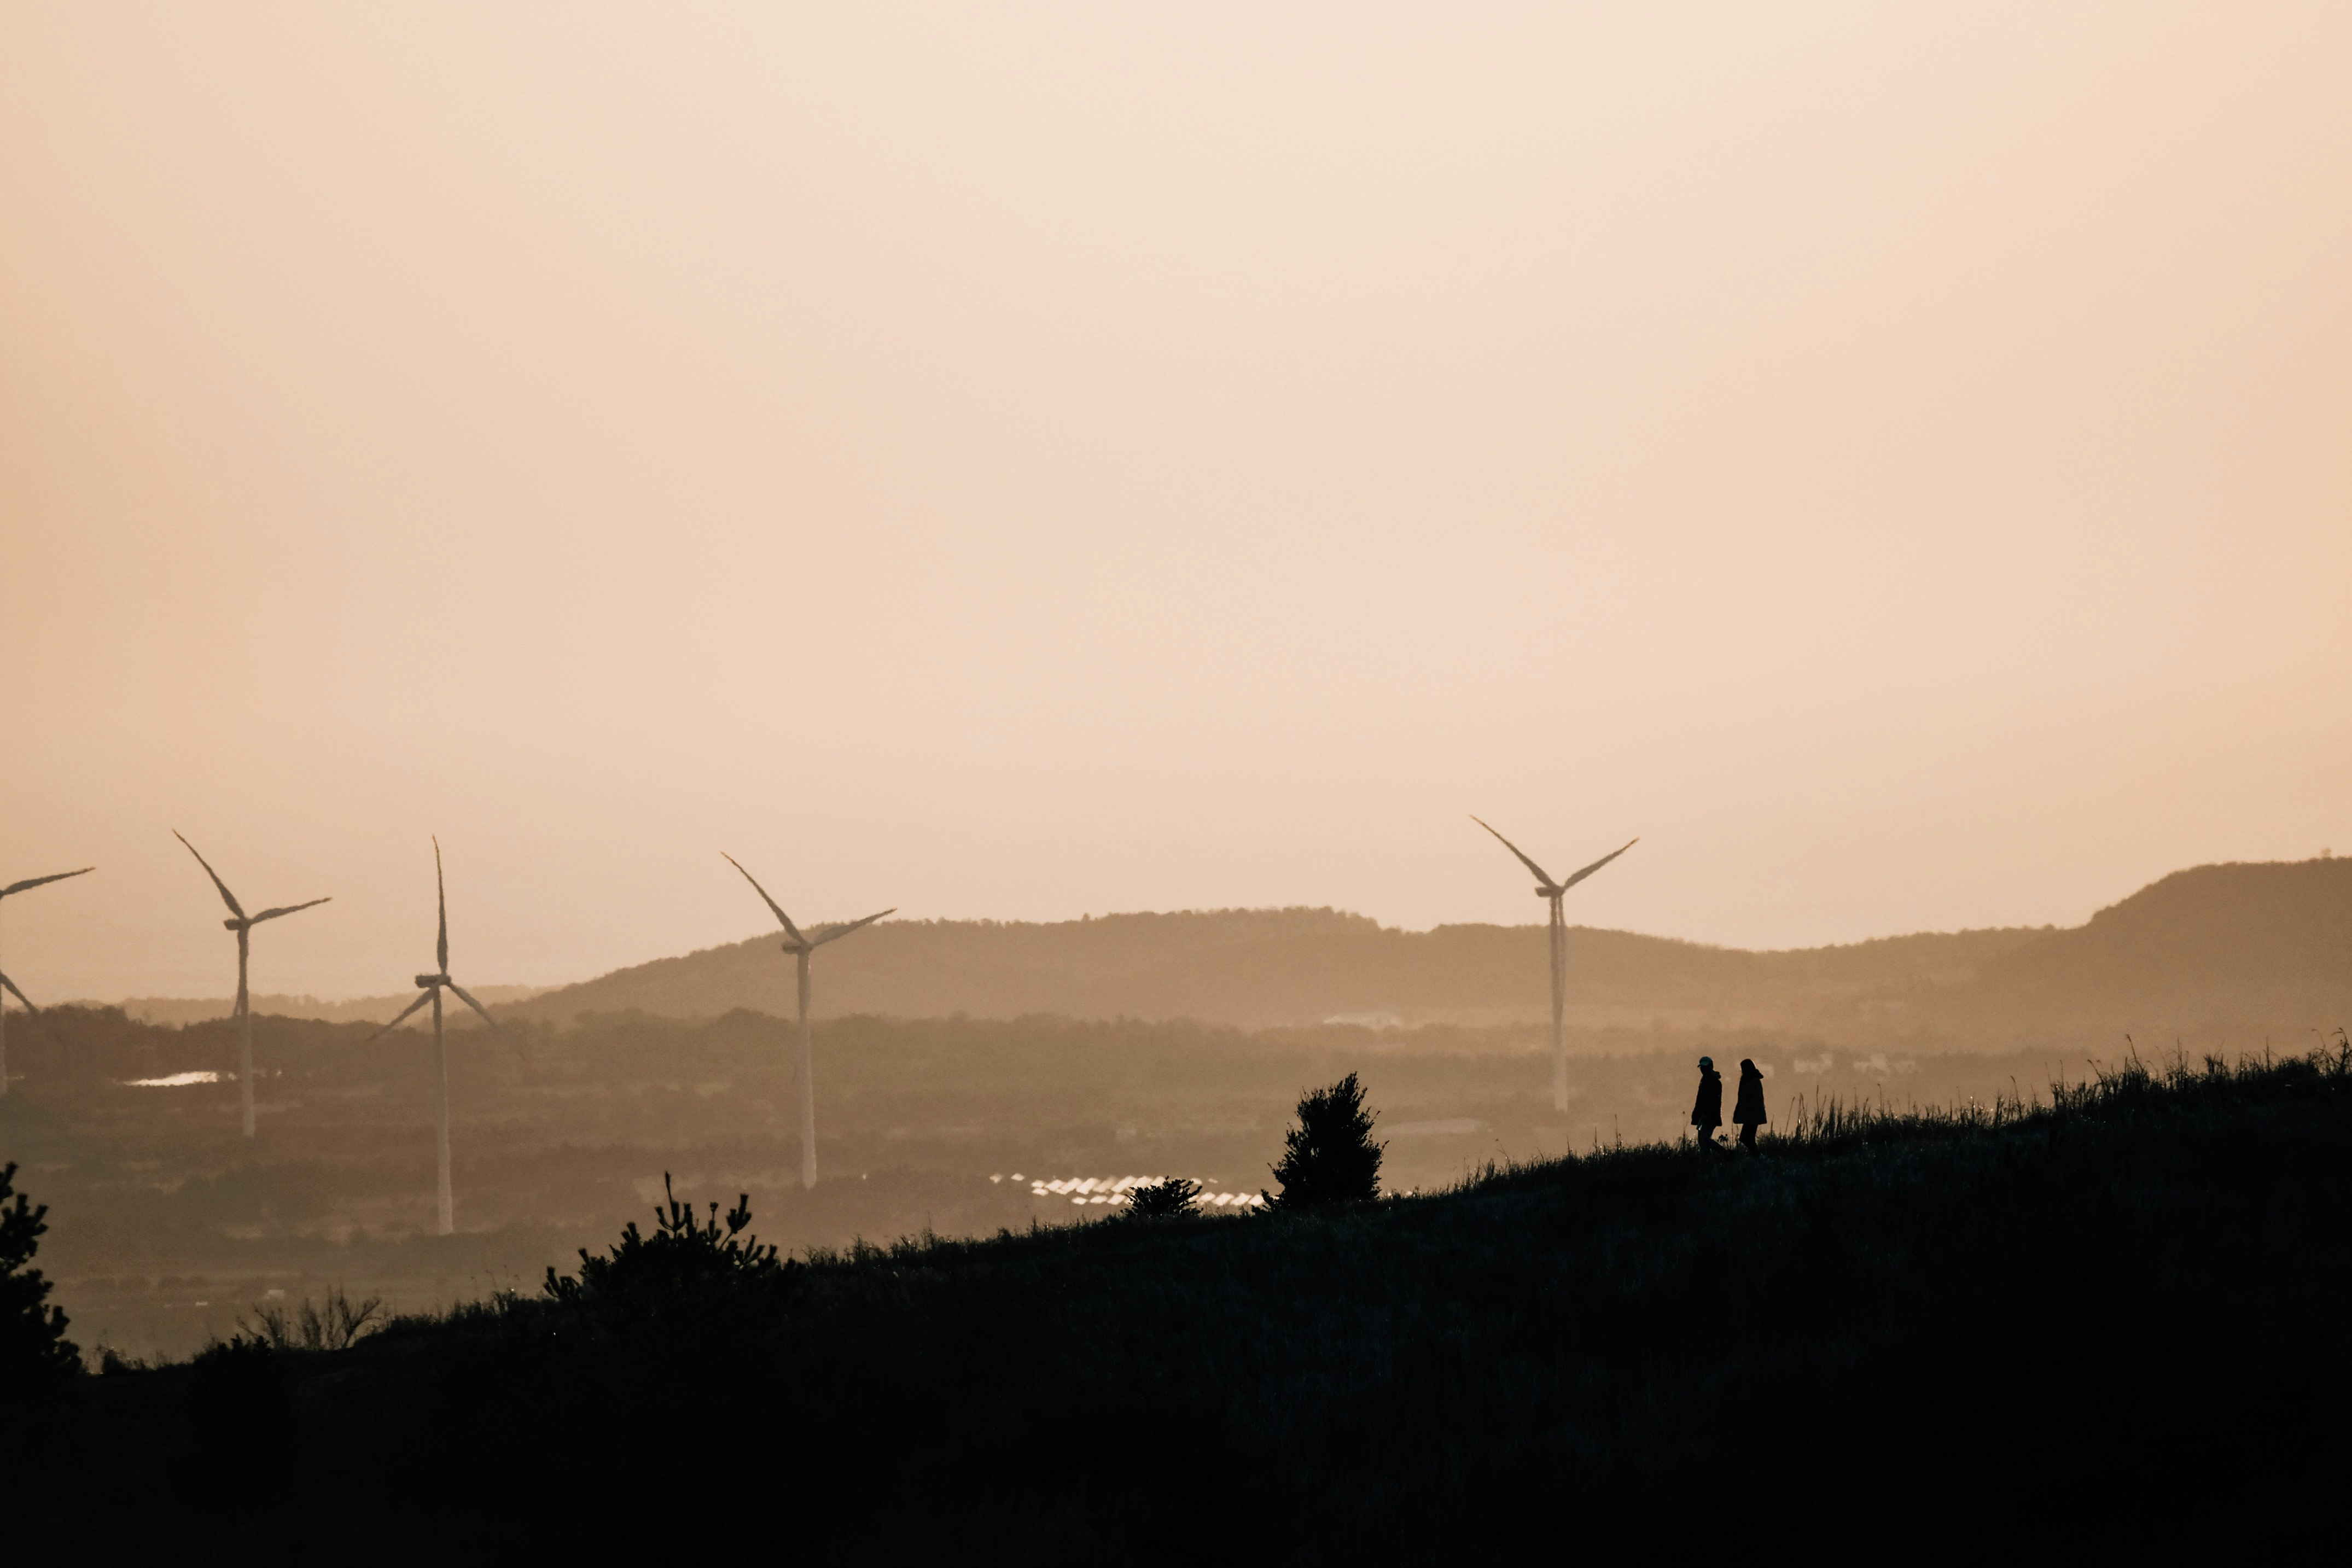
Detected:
[4,3,2348,1002]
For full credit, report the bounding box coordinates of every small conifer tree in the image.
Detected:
[1267,1073,1385,1208]
[0,1162,80,1397]
[1122,1176,1202,1219]
[544,1173,801,1333]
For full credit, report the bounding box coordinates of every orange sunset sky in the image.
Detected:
[3,4,2348,1001]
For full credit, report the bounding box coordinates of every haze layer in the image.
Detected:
[3,4,2347,1001]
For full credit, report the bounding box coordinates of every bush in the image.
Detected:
[0,1162,79,1398]
[1267,1072,1385,1208]
[238,1287,385,1353]
[543,1173,802,1333]
[1122,1176,1202,1219]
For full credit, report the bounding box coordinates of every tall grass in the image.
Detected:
[1763,1030,2351,1152]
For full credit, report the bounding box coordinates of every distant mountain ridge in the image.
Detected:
[505,858,2352,1046]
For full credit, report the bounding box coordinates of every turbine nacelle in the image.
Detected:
[1472,815,1638,1119]
[174,833,330,936]
[365,840,508,1238]
[363,847,507,1053]
[723,852,895,954]
[171,832,329,1140]
[1472,817,1638,899]
[720,851,894,1192]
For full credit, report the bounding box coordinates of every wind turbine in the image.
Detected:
[173,832,331,1138]
[1471,818,1637,1114]
[365,839,507,1235]
[0,866,95,1099]
[723,853,893,1190]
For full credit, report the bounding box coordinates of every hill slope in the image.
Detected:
[10,1046,2347,1559]
[512,904,2046,1029]
[507,857,2352,1044]
[1967,856,2352,1028]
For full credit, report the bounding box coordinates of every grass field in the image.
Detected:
[6,1037,2346,1560]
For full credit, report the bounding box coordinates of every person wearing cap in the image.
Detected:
[1691,1056,1725,1155]
[1733,1058,1767,1151]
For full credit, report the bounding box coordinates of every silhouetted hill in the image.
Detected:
[1964,858,2352,1033]
[11,1047,2347,1558]
[509,905,2046,1033]
[506,858,2352,1046]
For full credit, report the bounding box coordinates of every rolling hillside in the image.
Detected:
[508,907,2042,1031]
[505,858,2352,1046]
[1965,856,2352,1031]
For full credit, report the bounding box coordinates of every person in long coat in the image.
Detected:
[1691,1056,1724,1155]
[1733,1058,1767,1151]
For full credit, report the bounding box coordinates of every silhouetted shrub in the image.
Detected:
[1268,1072,1385,1208]
[1122,1176,1202,1219]
[239,1287,384,1353]
[185,1336,294,1502]
[544,1173,802,1333]
[0,1161,79,1399]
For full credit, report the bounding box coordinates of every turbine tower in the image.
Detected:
[1471,817,1637,1114]
[723,853,893,1190]
[0,865,95,1099]
[173,832,330,1138]
[365,839,507,1235]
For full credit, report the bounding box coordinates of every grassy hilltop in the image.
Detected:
[7,1042,2347,1560]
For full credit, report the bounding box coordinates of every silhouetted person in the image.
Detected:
[1691,1055,1724,1155]
[1733,1058,1767,1151]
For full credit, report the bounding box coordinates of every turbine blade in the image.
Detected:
[445,981,509,1038]
[434,837,449,974]
[172,832,246,919]
[0,970,63,1043]
[812,907,895,947]
[721,854,805,945]
[1557,837,1639,893]
[0,968,39,1013]
[1470,817,1558,890]
[363,988,436,1045]
[248,896,332,924]
[0,866,95,901]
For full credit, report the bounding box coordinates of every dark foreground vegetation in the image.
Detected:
[9,1001,2110,1358]
[7,1043,2349,1561]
